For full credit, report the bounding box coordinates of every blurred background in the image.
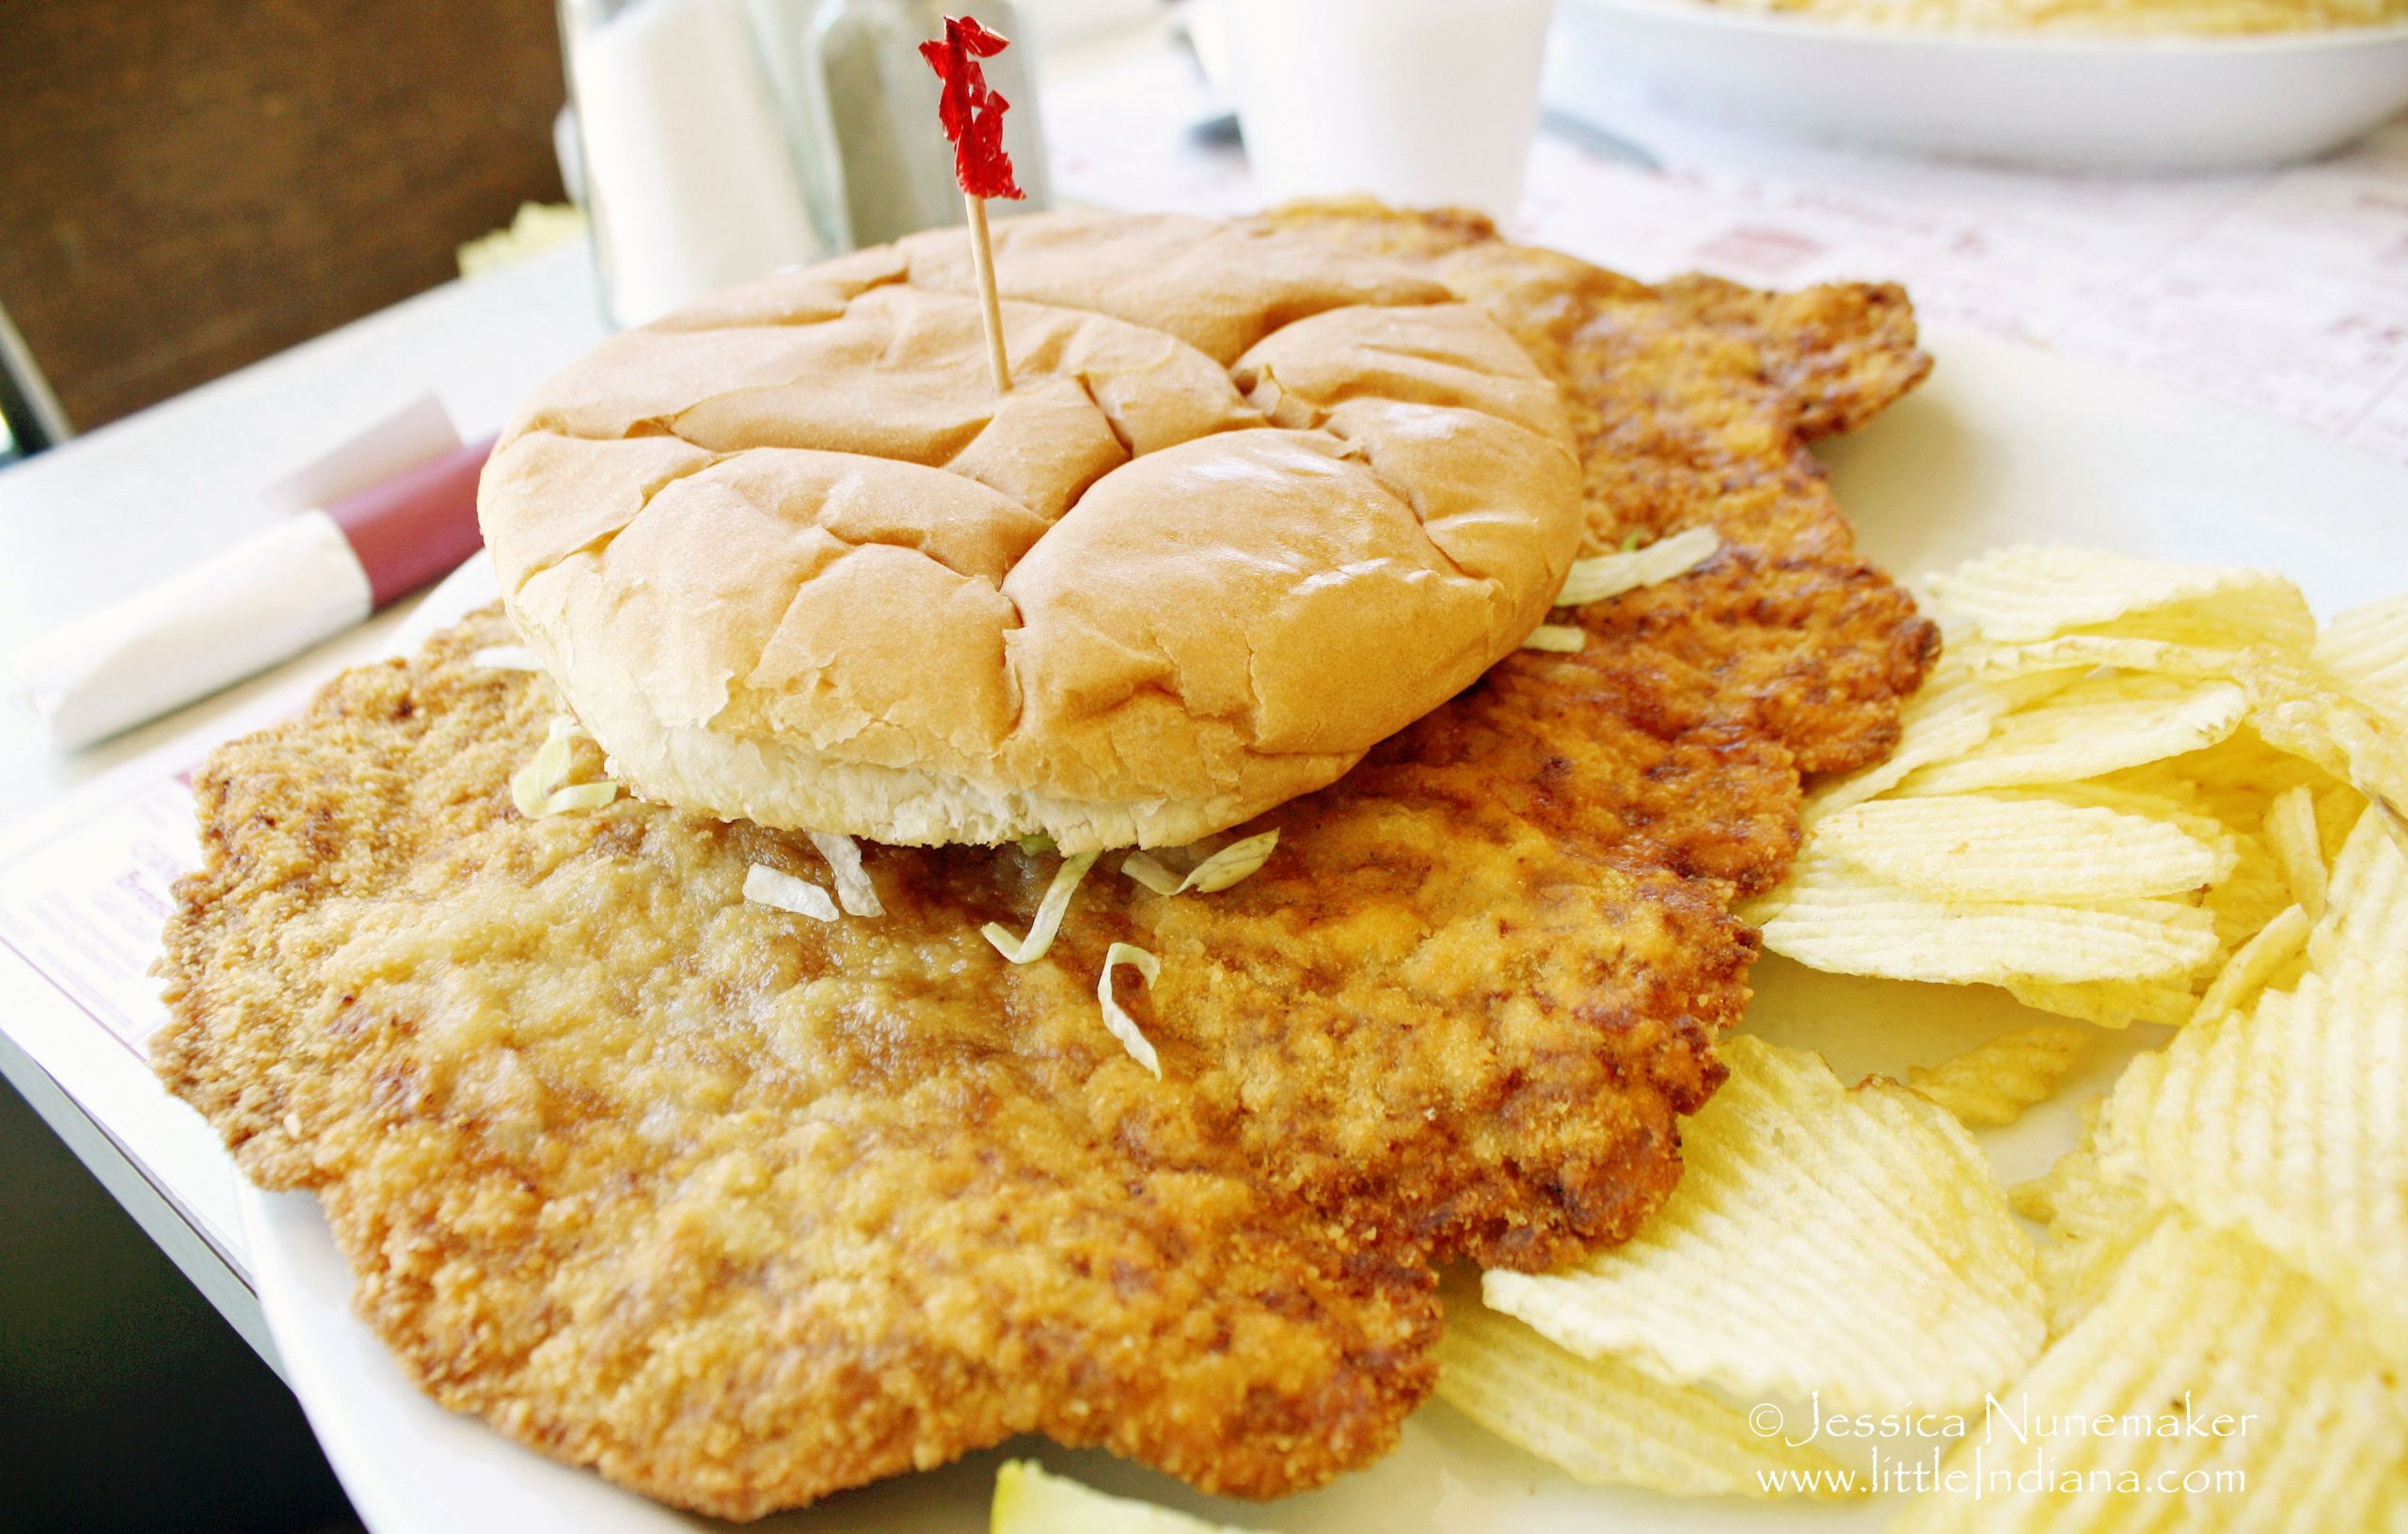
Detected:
[2,4,566,441]
[0,0,1158,463]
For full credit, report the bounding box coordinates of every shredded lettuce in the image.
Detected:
[1119,853,1182,895]
[538,781,618,815]
[1121,830,1281,896]
[1520,624,1588,653]
[1098,942,1163,1078]
[1555,525,1720,606]
[983,850,1099,963]
[510,716,616,817]
[744,863,840,921]
[808,831,884,918]
[511,717,588,815]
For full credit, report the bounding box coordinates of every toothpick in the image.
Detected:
[964,192,1011,394]
[923,13,1022,398]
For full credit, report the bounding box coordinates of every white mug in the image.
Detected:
[1225,0,1558,226]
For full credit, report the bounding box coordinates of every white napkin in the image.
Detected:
[8,399,459,751]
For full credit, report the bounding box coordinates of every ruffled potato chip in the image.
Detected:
[2099,812,2408,1361]
[1925,544,2314,649]
[2076,587,2319,652]
[2188,902,2312,1025]
[2235,649,2408,848]
[2004,975,2201,1030]
[2009,1122,2163,1339]
[2305,804,2408,984]
[1907,1024,2093,1127]
[1896,673,2249,797]
[1801,662,2049,827]
[1812,793,2234,903]
[1747,849,2221,988]
[2101,729,2326,833]
[2263,784,2329,915]
[1893,1215,2408,1534]
[1483,1036,2044,1415]
[2199,825,2294,955]
[1435,1301,1858,1500]
[2315,592,2408,720]
[1963,633,2248,685]
[2316,779,2372,865]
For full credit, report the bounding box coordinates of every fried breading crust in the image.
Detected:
[1257,200,1940,782]
[156,210,1936,1517]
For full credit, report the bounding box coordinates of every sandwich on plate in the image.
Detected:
[153,202,1940,1517]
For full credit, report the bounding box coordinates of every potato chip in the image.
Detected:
[2026,778,2233,840]
[2377,1463,2408,1534]
[1907,1024,2093,1126]
[2316,592,2408,720]
[1893,1215,2408,1534]
[2074,755,2292,952]
[2236,649,2408,846]
[2188,902,2311,1025]
[2003,975,2201,1030]
[1435,1301,1858,1499]
[2263,783,2328,916]
[1801,665,2045,826]
[2306,805,2408,985]
[2009,1123,2163,1338]
[2100,829,2408,1360]
[1964,633,2247,685]
[1747,849,2221,988]
[2074,584,2318,652]
[2102,728,2331,837]
[1896,673,2248,797]
[2317,779,2373,865]
[1925,544,2313,647]
[990,1461,1245,1534]
[1483,1035,2043,1414]
[2200,825,2294,955]
[1811,794,2234,903]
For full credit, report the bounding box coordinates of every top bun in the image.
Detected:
[479,212,1582,850]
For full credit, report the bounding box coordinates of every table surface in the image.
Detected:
[5,16,2406,1378]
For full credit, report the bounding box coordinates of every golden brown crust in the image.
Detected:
[154,619,1444,1516]
[1255,198,1940,781]
[156,205,1938,1517]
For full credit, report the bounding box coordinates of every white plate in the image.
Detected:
[1545,0,2408,171]
[243,328,2408,1533]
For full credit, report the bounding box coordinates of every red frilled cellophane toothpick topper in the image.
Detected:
[921,14,1025,393]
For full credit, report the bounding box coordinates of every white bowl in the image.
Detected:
[1545,0,2408,172]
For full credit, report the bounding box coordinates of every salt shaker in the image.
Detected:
[814,0,1051,249]
[559,0,848,327]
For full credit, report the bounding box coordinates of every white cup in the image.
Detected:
[1225,0,1557,225]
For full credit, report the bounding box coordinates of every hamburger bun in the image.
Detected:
[478,212,1582,850]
